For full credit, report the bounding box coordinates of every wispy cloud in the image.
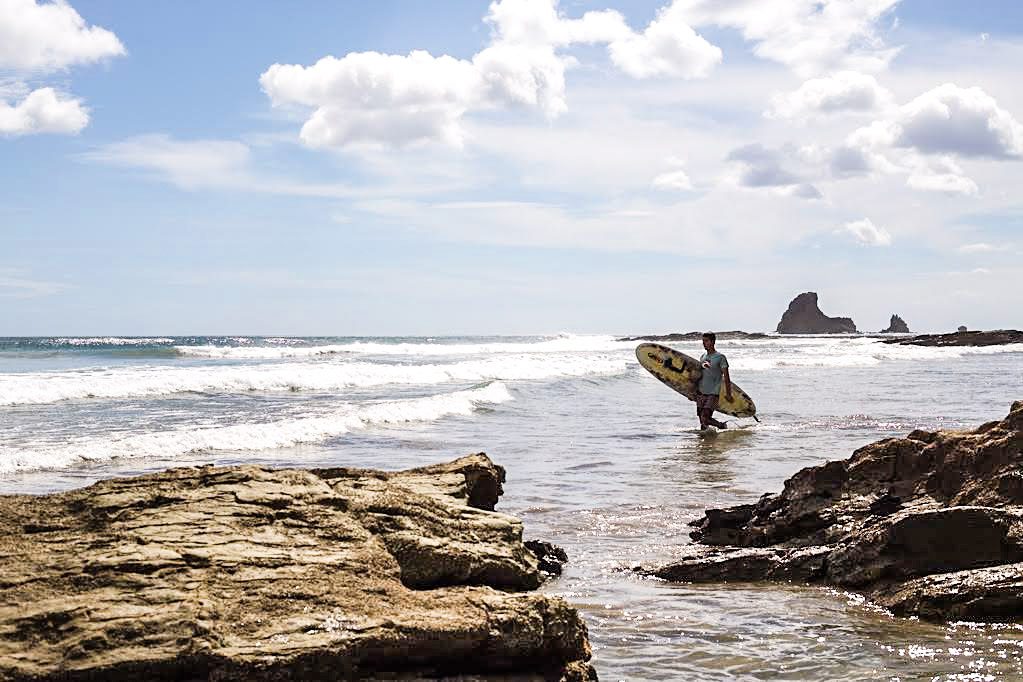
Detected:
[958,242,1002,253]
[0,269,71,298]
[81,134,477,198]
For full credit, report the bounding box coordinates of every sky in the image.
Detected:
[1,0,1022,335]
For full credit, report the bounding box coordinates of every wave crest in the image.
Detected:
[0,354,626,406]
[0,382,513,474]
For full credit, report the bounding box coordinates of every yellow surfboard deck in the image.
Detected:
[635,343,757,419]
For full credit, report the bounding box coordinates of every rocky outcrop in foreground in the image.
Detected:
[776,292,857,334]
[883,330,1023,347]
[880,314,910,334]
[617,331,769,342]
[0,455,595,681]
[644,402,1023,622]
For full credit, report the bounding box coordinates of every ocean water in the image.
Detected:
[2,333,1023,681]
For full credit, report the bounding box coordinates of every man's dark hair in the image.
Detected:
[702,332,716,343]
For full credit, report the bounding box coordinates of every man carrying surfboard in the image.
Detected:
[696,332,732,430]
[635,338,757,423]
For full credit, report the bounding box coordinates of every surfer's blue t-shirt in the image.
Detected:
[698,351,728,396]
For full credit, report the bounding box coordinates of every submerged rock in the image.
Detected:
[644,402,1023,622]
[0,454,595,681]
[880,314,910,334]
[776,292,857,334]
[883,330,1023,347]
[525,540,570,578]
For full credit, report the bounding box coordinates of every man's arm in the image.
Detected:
[722,367,733,402]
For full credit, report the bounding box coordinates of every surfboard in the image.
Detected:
[635,342,758,419]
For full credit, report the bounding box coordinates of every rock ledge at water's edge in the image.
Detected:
[643,402,1023,622]
[883,330,1023,347]
[0,454,595,681]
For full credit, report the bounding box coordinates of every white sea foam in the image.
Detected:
[175,334,636,358]
[0,382,513,474]
[0,353,627,406]
[45,337,176,346]
[725,338,1023,371]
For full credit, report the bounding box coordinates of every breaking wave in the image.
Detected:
[0,354,626,406]
[174,334,635,358]
[0,382,513,474]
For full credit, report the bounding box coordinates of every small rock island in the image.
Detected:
[776,292,858,334]
[880,314,910,333]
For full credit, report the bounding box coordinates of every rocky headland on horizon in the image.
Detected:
[623,290,1023,345]
[0,455,595,681]
[641,401,1023,623]
[620,327,1023,346]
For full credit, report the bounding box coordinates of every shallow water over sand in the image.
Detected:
[2,335,1022,680]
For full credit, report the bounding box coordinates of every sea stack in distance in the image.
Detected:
[880,314,910,333]
[776,292,857,334]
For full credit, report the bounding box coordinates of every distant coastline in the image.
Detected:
[619,330,1023,347]
[616,331,769,342]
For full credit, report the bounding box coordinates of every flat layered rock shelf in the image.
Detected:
[883,330,1023,347]
[0,454,595,681]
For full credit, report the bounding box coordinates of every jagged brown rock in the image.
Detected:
[0,454,595,681]
[880,314,910,333]
[644,402,1023,622]
[776,292,857,334]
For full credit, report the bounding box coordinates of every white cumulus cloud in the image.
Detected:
[607,3,721,79]
[894,83,1023,159]
[843,218,891,246]
[260,0,721,149]
[0,86,88,135]
[652,169,693,191]
[0,0,124,136]
[843,83,1023,194]
[675,0,901,76]
[472,43,569,117]
[0,0,125,72]
[483,0,626,46]
[905,156,979,196]
[767,71,892,119]
[852,84,1023,159]
[726,143,821,199]
[261,51,484,148]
